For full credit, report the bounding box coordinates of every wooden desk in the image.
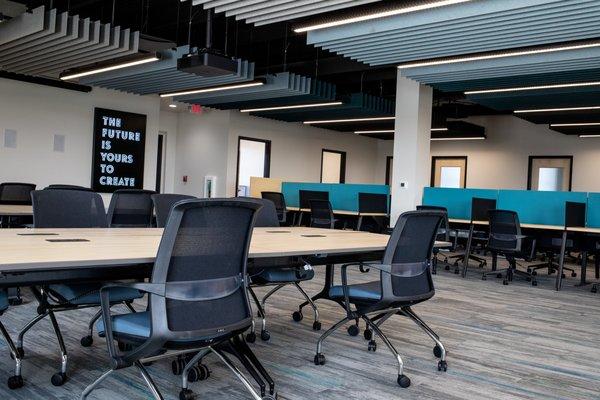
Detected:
[287,206,388,217]
[0,205,33,216]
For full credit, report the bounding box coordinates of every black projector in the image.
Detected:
[177,51,238,77]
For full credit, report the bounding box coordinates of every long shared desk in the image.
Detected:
[449,218,600,290]
[0,205,33,216]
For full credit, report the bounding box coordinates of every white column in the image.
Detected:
[390,74,433,224]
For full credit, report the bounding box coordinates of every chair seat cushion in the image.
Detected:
[252,267,315,284]
[329,281,381,302]
[0,290,8,313]
[48,284,143,305]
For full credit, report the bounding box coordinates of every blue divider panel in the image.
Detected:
[586,193,600,228]
[422,187,498,219]
[497,190,588,226]
[282,182,389,211]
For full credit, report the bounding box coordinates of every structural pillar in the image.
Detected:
[391,74,433,224]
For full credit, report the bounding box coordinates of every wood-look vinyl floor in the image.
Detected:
[0,258,599,400]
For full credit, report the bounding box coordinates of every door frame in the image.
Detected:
[320,149,347,183]
[235,136,272,193]
[430,156,468,188]
[527,155,573,191]
[385,156,393,186]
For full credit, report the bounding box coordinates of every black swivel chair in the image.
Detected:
[151,193,196,228]
[107,189,156,227]
[357,192,389,232]
[309,199,336,229]
[86,199,277,400]
[314,210,446,388]
[0,291,23,389]
[45,184,92,191]
[261,191,288,225]
[245,198,320,343]
[417,205,458,274]
[0,182,36,228]
[23,190,143,386]
[483,210,538,286]
[298,190,329,226]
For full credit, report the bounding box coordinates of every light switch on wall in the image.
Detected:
[4,129,17,148]
[53,134,66,152]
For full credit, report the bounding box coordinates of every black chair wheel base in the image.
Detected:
[481,275,487,281]
[246,332,257,343]
[438,360,448,372]
[312,321,322,331]
[347,325,359,337]
[502,280,509,286]
[292,311,303,322]
[368,340,377,352]
[453,268,460,275]
[262,394,278,400]
[591,286,598,294]
[16,347,24,359]
[496,273,503,279]
[7,375,23,390]
[433,345,443,359]
[51,372,67,387]
[444,265,450,271]
[188,365,210,382]
[80,335,93,347]
[314,353,326,365]
[397,374,411,388]
[260,330,271,341]
[364,329,373,341]
[532,280,538,287]
[571,272,577,278]
[179,388,196,400]
[531,271,537,276]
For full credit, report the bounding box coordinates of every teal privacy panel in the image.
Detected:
[497,190,588,226]
[422,187,498,219]
[586,193,600,228]
[282,182,389,210]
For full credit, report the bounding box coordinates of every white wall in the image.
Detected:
[0,78,162,202]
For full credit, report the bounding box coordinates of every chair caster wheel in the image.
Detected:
[444,265,450,271]
[502,280,509,286]
[80,335,93,347]
[453,261,459,267]
[172,358,185,375]
[179,388,196,400]
[592,286,598,293]
[262,394,278,400]
[7,375,23,389]
[479,262,485,268]
[453,268,459,274]
[188,364,210,382]
[51,372,67,386]
[481,275,487,281]
[571,272,577,278]
[532,281,538,287]
[364,329,373,341]
[118,342,133,352]
[527,268,532,274]
[314,353,326,365]
[292,311,303,322]
[260,330,271,341]
[313,321,322,331]
[347,325,359,337]
[531,271,537,276]
[368,340,377,352]
[433,345,443,358]
[438,360,448,372]
[397,374,411,388]
[496,273,503,279]
[246,332,257,343]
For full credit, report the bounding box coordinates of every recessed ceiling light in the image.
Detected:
[294,0,473,33]
[60,54,160,80]
[398,41,600,69]
[579,134,600,138]
[160,81,265,98]
[354,130,394,134]
[304,116,395,124]
[169,104,177,108]
[431,128,448,132]
[240,101,343,113]
[430,136,486,141]
[551,122,600,127]
[514,106,600,113]
[465,81,600,95]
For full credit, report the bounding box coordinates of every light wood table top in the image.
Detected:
[0,204,33,216]
[286,206,388,217]
[449,218,565,231]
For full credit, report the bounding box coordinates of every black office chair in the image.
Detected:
[44,184,93,191]
[86,199,277,400]
[0,290,23,389]
[261,191,288,225]
[417,205,458,274]
[151,193,196,228]
[314,210,446,388]
[107,189,156,227]
[24,189,143,386]
[529,201,582,279]
[483,210,538,286]
[298,190,329,226]
[0,182,36,228]
[357,192,389,232]
[245,198,320,343]
[309,199,336,229]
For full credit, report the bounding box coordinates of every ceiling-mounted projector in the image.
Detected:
[177,49,238,77]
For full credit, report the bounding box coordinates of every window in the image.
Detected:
[431,156,467,188]
[236,137,271,196]
[528,156,572,191]
[385,156,393,186]
[321,149,346,183]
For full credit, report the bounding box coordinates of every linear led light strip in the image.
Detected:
[465,81,600,95]
[431,128,448,132]
[355,128,449,134]
[398,41,600,69]
[430,136,485,141]
[304,116,395,124]
[514,106,600,114]
[160,81,265,98]
[240,101,343,113]
[579,134,600,138]
[551,122,600,127]
[60,55,160,80]
[294,0,473,33]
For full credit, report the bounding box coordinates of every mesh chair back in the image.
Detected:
[487,210,522,253]
[417,205,449,241]
[381,211,443,301]
[107,189,155,227]
[152,194,196,228]
[565,201,586,228]
[261,192,287,222]
[251,198,280,228]
[45,184,92,191]
[0,182,36,205]
[358,193,388,214]
[299,190,328,209]
[310,199,334,229]
[32,190,107,228]
[148,199,259,339]
[471,198,496,221]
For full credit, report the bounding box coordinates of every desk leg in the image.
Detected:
[297,212,304,227]
[556,230,567,291]
[461,225,474,278]
[576,250,589,287]
[357,216,363,231]
[299,264,337,312]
